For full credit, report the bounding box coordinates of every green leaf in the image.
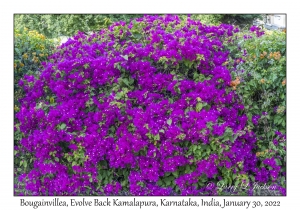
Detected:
[154,134,160,141]
[133,33,142,39]
[121,55,128,60]
[249,175,255,182]
[196,102,203,112]
[128,77,134,85]
[165,172,171,176]
[60,123,66,130]
[172,171,179,178]
[192,144,197,153]
[115,92,123,100]
[206,122,213,130]
[204,104,211,111]
[122,78,129,86]
[232,174,237,180]
[211,144,216,151]
[272,74,277,82]
[165,180,171,186]
[185,165,191,173]
[50,97,55,104]
[232,132,239,142]
[281,176,285,186]
[167,119,172,126]
[121,180,127,187]
[275,159,282,166]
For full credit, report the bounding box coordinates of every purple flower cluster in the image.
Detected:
[249,26,265,37]
[257,157,281,181]
[275,131,286,140]
[252,115,261,125]
[15,15,280,195]
[103,182,122,195]
[273,139,278,146]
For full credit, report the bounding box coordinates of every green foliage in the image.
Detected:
[236,30,285,137]
[190,14,224,25]
[14,14,144,38]
[188,14,262,26]
[15,15,262,40]
[225,29,286,184]
[221,14,262,26]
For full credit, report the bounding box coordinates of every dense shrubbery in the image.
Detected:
[14,28,57,106]
[182,14,262,26]
[15,14,261,38]
[14,15,143,38]
[14,28,58,194]
[226,28,286,191]
[14,15,286,196]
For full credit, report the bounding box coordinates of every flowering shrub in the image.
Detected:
[14,28,57,107]
[15,15,285,195]
[224,28,286,193]
[14,29,58,194]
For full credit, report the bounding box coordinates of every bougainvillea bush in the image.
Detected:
[14,15,286,196]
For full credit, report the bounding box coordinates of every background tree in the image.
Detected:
[15,14,262,38]
[14,14,144,38]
